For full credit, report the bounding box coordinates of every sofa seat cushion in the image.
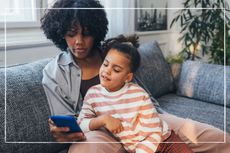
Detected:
[177,61,230,107]
[0,59,69,153]
[135,41,174,98]
[157,94,229,133]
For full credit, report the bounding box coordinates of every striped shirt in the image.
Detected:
[78,82,171,153]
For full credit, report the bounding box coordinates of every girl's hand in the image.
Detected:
[48,118,85,142]
[103,115,124,134]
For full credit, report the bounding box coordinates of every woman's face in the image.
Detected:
[64,25,94,60]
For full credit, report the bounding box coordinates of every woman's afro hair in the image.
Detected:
[40,0,108,51]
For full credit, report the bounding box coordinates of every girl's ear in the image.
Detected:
[126,73,133,82]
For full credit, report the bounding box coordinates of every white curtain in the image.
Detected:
[100,0,135,38]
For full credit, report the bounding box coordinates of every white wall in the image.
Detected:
[137,0,184,57]
[137,31,172,57]
[166,0,184,56]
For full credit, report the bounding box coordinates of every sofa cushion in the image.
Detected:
[157,94,229,133]
[177,61,230,107]
[135,41,174,98]
[0,58,68,153]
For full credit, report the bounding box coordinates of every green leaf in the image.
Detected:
[184,0,191,7]
[187,9,192,19]
[180,15,184,26]
[181,25,188,33]
[170,18,176,28]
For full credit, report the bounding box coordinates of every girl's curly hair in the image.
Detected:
[40,0,108,51]
[101,34,139,53]
[101,34,140,73]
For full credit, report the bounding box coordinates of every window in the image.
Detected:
[0,0,37,23]
[0,0,51,50]
[0,0,49,27]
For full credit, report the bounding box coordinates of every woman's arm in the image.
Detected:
[42,59,78,116]
[42,58,84,142]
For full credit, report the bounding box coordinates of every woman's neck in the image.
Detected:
[75,50,102,80]
[77,53,101,67]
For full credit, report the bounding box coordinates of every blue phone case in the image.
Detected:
[50,115,82,133]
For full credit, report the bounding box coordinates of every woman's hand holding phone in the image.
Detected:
[48,118,85,142]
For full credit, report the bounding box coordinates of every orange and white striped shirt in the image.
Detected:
[78,82,171,153]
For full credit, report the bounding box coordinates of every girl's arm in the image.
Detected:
[137,94,163,152]
[79,102,123,133]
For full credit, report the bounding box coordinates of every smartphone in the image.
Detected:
[50,115,82,133]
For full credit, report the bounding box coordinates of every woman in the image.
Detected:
[40,0,230,153]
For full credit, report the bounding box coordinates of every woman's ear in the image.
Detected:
[126,73,133,82]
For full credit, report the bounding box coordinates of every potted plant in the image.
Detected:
[170,0,230,65]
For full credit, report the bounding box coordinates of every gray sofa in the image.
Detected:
[0,41,229,153]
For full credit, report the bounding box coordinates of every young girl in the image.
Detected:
[78,41,194,153]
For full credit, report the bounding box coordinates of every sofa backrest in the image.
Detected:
[135,41,174,98]
[0,59,68,153]
[177,60,230,107]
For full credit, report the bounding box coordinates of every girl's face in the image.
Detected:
[64,25,94,60]
[99,49,133,92]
